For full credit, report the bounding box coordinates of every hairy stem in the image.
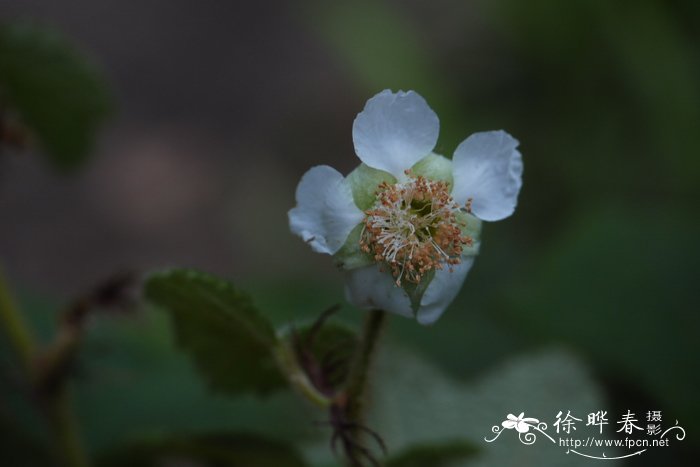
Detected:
[274,338,332,408]
[343,309,386,445]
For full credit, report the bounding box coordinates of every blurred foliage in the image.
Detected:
[0,410,51,467]
[507,207,700,434]
[488,0,700,193]
[96,432,308,467]
[303,348,617,466]
[0,22,110,170]
[73,306,316,456]
[1,278,618,466]
[368,349,618,467]
[304,0,468,151]
[0,294,320,455]
[385,440,478,467]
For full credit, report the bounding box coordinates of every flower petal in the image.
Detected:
[289,165,364,255]
[416,257,475,325]
[516,421,531,433]
[451,130,523,222]
[352,90,439,178]
[344,265,413,318]
[502,420,517,429]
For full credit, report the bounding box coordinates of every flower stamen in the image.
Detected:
[360,173,471,286]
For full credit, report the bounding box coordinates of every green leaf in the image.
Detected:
[96,432,308,467]
[0,22,110,170]
[386,440,478,467]
[144,269,286,396]
[71,308,315,453]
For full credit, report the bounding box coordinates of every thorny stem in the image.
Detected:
[341,309,386,462]
[0,265,90,467]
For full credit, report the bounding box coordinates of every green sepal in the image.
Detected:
[456,211,482,257]
[346,163,395,210]
[411,153,453,187]
[402,269,436,315]
[333,223,373,270]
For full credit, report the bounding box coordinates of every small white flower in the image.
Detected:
[502,413,540,433]
[289,90,523,324]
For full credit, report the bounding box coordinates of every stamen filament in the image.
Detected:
[359,173,471,286]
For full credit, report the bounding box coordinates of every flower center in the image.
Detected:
[360,171,472,286]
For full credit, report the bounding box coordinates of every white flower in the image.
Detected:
[502,413,540,433]
[289,90,523,324]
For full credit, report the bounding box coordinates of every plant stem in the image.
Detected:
[45,389,90,467]
[0,266,36,369]
[344,309,386,440]
[274,338,332,408]
[0,265,90,467]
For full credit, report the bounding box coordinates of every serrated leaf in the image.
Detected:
[96,432,308,467]
[0,22,110,170]
[386,440,479,467]
[144,269,286,396]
